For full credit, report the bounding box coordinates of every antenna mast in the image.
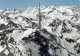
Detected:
[39,2,41,29]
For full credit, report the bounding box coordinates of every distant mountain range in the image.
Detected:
[0,6,80,56]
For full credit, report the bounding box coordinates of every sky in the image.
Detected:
[0,0,79,9]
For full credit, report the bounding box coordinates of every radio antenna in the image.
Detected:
[39,2,41,29]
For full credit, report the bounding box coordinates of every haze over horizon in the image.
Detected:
[0,0,79,9]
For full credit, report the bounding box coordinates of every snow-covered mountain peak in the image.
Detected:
[0,6,80,56]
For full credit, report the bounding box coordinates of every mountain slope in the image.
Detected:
[0,6,80,56]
